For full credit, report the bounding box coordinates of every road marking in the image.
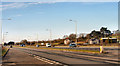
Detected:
[105,61,119,64]
[28,53,65,65]
[5,63,16,65]
[49,63,54,64]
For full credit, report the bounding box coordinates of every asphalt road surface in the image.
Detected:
[2,48,48,66]
[30,46,119,56]
[53,46,120,56]
[2,47,119,66]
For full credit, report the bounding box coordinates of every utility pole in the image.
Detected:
[69,19,78,44]
[0,20,2,45]
[36,33,39,45]
[3,32,8,44]
[0,18,11,44]
[46,29,52,44]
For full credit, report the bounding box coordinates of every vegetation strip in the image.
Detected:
[2,47,9,57]
[15,46,100,54]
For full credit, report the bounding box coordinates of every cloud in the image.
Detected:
[0,2,59,11]
[1,3,29,11]
[0,0,119,11]
[1,0,119,2]
[12,14,22,17]
[16,14,22,16]
[28,2,56,5]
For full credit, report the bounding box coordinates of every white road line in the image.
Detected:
[105,61,119,64]
[29,53,65,65]
[49,63,54,64]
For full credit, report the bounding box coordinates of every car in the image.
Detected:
[46,43,51,47]
[20,44,25,47]
[69,43,77,47]
[10,45,12,48]
[83,43,88,45]
[36,45,39,47]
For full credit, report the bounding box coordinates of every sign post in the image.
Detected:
[100,38,104,53]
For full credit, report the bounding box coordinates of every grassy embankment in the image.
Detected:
[2,47,8,56]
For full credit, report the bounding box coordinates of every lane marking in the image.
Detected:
[105,61,119,64]
[28,53,65,65]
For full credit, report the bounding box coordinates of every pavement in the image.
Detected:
[2,48,47,66]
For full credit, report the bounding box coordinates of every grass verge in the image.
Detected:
[14,46,100,54]
[2,47,8,57]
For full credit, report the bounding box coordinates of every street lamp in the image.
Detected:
[27,36,31,41]
[1,18,11,20]
[0,18,11,44]
[46,29,52,44]
[3,32,8,44]
[69,19,78,44]
[36,33,39,45]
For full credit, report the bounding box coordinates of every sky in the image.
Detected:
[0,2,118,42]
[1,0,119,2]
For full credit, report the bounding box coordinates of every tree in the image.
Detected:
[86,34,90,39]
[100,27,107,33]
[69,34,76,41]
[8,41,14,45]
[89,30,101,39]
[4,43,7,46]
[100,27,111,37]
[20,39,28,45]
[79,33,86,38]
[63,35,69,39]
[89,27,112,39]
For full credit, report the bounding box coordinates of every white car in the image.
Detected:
[46,43,51,47]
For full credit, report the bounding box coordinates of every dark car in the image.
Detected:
[10,45,12,48]
[69,43,77,47]
[20,44,25,47]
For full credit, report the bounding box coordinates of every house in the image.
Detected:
[41,43,44,45]
[112,30,120,43]
[89,38,100,44]
[64,39,70,45]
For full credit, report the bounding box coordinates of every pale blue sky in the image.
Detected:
[1,0,119,2]
[1,2,118,42]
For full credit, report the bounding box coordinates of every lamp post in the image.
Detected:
[69,19,78,44]
[46,29,52,44]
[36,33,39,45]
[3,32,8,44]
[0,18,11,44]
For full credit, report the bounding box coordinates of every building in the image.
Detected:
[64,39,70,45]
[112,30,120,43]
[89,38,100,44]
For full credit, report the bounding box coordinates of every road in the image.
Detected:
[47,46,119,50]
[2,47,119,66]
[33,46,119,56]
[54,46,119,56]
[2,48,48,66]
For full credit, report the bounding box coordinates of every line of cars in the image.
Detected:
[20,44,25,47]
[45,43,77,48]
[19,43,78,48]
[36,43,77,48]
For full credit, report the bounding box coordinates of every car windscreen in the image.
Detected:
[71,44,76,45]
